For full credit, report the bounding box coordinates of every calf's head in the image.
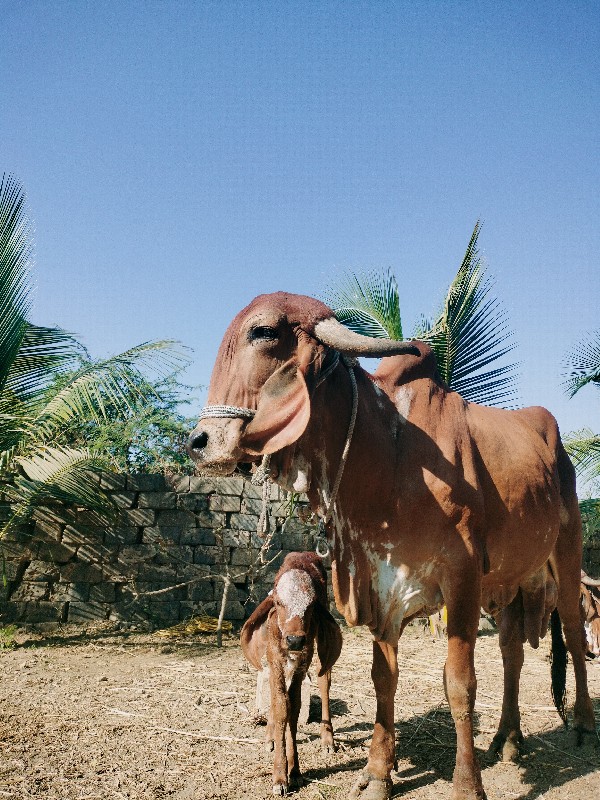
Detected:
[241,554,343,674]
[187,291,418,475]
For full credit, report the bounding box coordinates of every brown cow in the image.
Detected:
[581,569,600,658]
[241,551,342,795]
[188,292,596,800]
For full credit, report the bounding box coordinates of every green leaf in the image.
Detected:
[563,429,600,485]
[35,340,192,435]
[0,174,33,393]
[323,268,403,340]
[563,330,600,398]
[417,221,520,406]
[5,323,87,404]
[1,446,115,538]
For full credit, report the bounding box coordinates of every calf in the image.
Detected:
[241,552,343,795]
[581,570,600,658]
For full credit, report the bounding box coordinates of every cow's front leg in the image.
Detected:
[269,666,291,795]
[444,578,486,800]
[317,668,337,753]
[349,640,397,800]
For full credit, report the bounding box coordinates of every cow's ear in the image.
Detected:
[315,604,343,675]
[241,360,310,456]
[240,595,274,670]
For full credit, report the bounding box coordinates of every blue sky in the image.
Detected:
[3,1,599,442]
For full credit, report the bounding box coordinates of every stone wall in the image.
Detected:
[584,538,600,576]
[1,471,599,629]
[0,474,320,629]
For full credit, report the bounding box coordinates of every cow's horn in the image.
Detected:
[581,571,600,587]
[313,317,421,357]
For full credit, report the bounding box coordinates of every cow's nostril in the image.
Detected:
[188,431,208,453]
[286,635,306,651]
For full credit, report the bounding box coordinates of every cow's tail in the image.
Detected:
[550,608,568,727]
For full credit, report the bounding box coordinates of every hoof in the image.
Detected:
[321,740,337,754]
[272,782,288,796]
[488,731,523,762]
[573,727,599,748]
[450,790,487,800]
[348,770,392,800]
[288,773,305,790]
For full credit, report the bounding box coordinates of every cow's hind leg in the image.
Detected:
[551,557,597,743]
[489,594,525,761]
[349,640,397,800]
[551,448,597,743]
[444,572,486,800]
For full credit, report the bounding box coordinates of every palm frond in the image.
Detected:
[35,340,192,434]
[323,268,403,340]
[563,429,600,485]
[563,330,600,398]
[1,446,115,538]
[418,222,520,406]
[0,174,33,392]
[5,323,87,402]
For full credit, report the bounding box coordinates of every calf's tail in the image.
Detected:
[550,608,568,727]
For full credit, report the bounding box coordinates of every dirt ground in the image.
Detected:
[0,621,598,800]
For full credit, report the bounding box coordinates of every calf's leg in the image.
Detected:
[317,668,337,752]
[269,665,291,795]
[285,674,304,790]
[349,640,398,800]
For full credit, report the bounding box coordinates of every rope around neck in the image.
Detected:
[314,356,358,557]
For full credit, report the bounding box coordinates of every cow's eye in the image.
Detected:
[249,326,278,342]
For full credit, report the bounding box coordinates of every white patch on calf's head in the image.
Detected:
[276,569,316,622]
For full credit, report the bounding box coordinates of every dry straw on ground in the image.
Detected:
[0,622,598,799]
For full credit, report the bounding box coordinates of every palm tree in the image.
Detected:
[563,331,600,537]
[323,221,519,407]
[0,173,190,537]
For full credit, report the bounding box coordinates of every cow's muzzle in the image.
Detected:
[187,429,208,458]
[186,419,246,475]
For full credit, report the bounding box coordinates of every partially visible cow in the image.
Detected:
[188,292,597,800]
[241,551,342,795]
[581,570,600,658]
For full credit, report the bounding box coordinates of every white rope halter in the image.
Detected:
[197,404,256,420]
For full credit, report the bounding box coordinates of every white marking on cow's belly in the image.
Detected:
[584,622,599,657]
[369,551,432,637]
[394,386,413,421]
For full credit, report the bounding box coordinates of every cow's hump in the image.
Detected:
[373,341,442,387]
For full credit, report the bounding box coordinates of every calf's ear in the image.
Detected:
[315,604,343,675]
[240,596,274,670]
[241,360,310,456]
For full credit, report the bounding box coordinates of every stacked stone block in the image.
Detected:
[0,474,320,629]
[1,472,598,629]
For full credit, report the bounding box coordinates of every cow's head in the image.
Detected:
[187,292,418,475]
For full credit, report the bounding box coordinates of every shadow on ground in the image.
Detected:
[311,700,600,799]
